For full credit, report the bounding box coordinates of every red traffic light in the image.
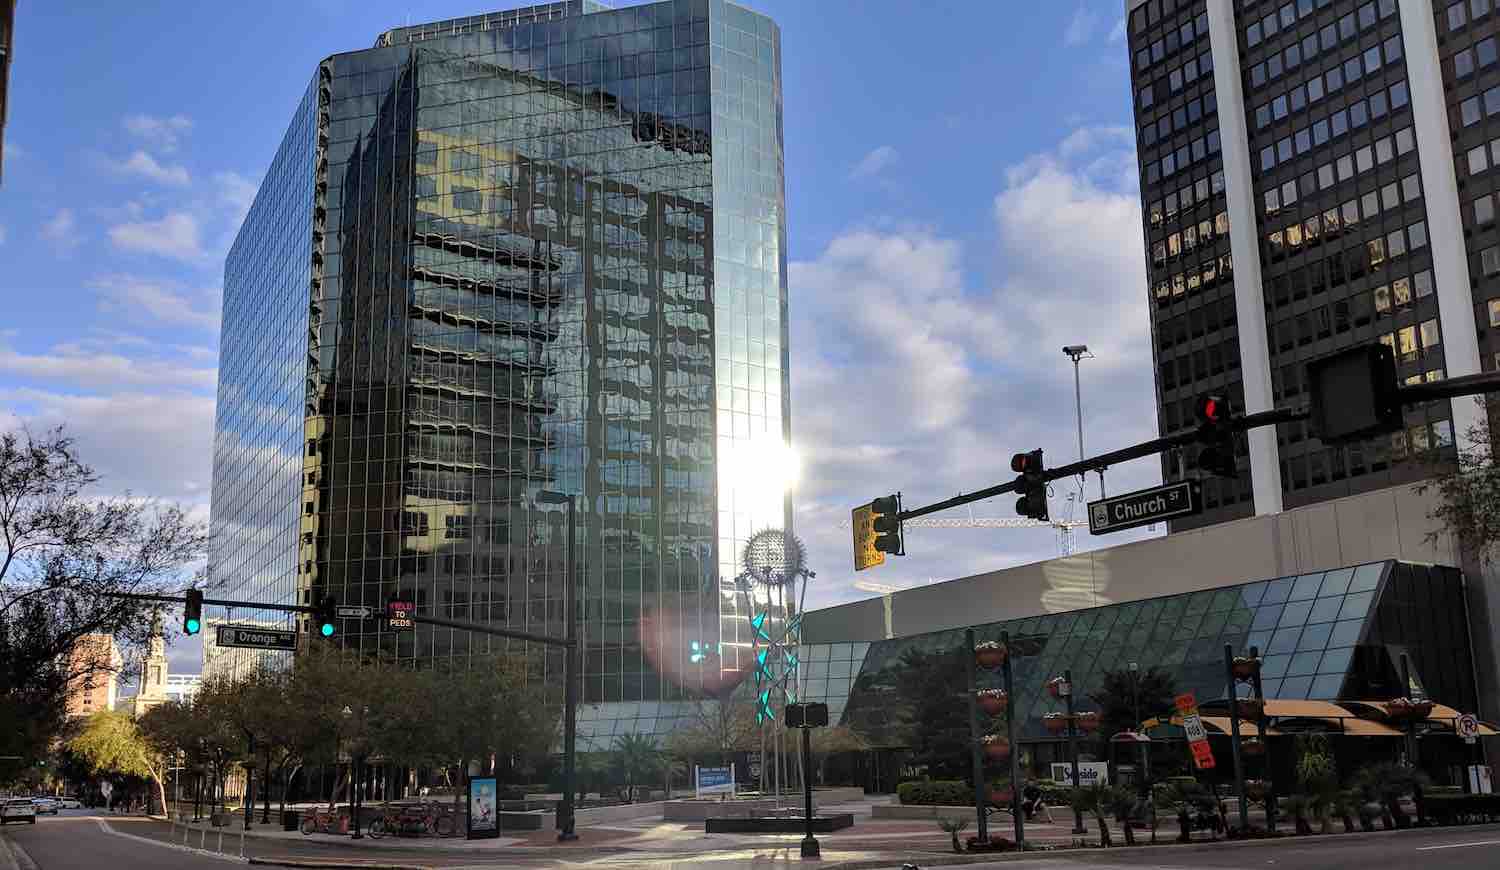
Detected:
[1011,450,1042,474]
[1195,394,1229,424]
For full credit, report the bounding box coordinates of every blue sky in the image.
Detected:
[1,0,1166,675]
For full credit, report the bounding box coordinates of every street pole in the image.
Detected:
[965,629,989,845]
[1001,632,1024,847]
[1400,653,1418,768]
[1063,346,1104,499]
[1248,647,1273,833]
[1223,645,1248,833]
[1130,663,1146,800]
[351,757,362,839]
[554,493,580,842]
[1064,669,1085,835]
[800,726,819,859]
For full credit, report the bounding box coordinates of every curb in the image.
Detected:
[820,819,1500,870]
[246,860,432,870]
[96,818,249,864]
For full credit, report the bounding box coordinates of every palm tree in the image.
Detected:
[662,756,688,798]
[612,734,660,804]
[1071,784,1114,846]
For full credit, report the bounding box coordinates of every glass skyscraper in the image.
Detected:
[208,0,790,739]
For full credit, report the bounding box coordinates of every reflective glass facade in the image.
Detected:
[799,560,1476,751]
[208,0,790,728]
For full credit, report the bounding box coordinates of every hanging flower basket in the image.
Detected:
[974,641,1008,669]
[1042,713,1070,735]
[1075,711,1101,732]
[1387,698,1435,721]
[977,689,1009,716]
[1235,697,1267,721]
[1046,676,1069,699]
[1231,656,1261,681]
[981,734,1012,760]
[1240,737,1267,757]
[989,785,1014,806]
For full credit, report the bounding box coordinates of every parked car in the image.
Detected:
[58,797,82,810]
[1,798,37,824]
[31,798,58,815]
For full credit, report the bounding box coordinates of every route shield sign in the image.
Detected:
[1089,481,1201,535]
[852,502,885,571]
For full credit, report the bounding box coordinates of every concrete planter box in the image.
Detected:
[872,804,977,821]
[812,787,866,805]
[705,813,855,834]
[664,799,778,821]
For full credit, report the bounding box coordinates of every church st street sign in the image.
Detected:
[1088,481,1201,535]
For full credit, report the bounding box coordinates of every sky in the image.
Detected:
[0,0,1167,679]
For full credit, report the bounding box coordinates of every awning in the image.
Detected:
[1336,700,1500,736]
[1200,698,1350,719]
[1200,716,1273,737]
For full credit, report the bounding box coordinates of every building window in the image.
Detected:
[1420,318,1441,351]
[1489,298,1500,327]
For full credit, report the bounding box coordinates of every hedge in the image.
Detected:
[898,781,977,806]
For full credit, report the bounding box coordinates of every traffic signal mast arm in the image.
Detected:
[103,591,574,648]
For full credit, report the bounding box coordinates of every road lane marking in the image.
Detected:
[1416,839,1500,850]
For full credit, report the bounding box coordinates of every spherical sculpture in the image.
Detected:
[742,528,809,588]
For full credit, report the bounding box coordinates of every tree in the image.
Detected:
[665,695,759,766]
[1088,666,1177,743]
[611,733,661,803]
[890,647,970,780]
[1295,734,1339,834]
[69,710,171,813]
[808,724,869,786]
[1,427,205,768]
[1420,402,1500,560]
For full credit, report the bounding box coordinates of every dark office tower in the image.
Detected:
[208,0,791,745]
[1128,0,1490,531]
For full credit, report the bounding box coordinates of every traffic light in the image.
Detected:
[183,589,203,636]
[1307,344,1402,444]
[870,494,904,556]
[1194,394,1237,478]
[313,595,337,638]
[1011,449,1048,521]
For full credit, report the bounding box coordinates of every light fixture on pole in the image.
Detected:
[537,490,580,842]
[1062,345,1103,499]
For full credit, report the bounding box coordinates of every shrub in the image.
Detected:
[1423,793,1500,825]
[898,780,973,806]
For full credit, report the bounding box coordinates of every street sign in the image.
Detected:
[386,599,415,631]
[852,502,885,571]
[215,625,297,650]
[1458,713,1481,744]
[1089,481,1201,535]
[336,605,371,619]
[1175,692,1215,770]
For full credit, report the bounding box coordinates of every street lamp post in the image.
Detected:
[1062,345,1104,499]
[538,490,579,842]
[1061,671,1086,836]
[1129,662,1147,800]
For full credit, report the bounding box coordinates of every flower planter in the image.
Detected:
[974,642,1008,670]
[977,689,1008,716]
[1387,698,1434,721]
[1042,713,1070,735]
[1075,711,1101,732]
[1231,657,1261,680]
[989,786,1014,806]
[1240,737,1267,757]
[982,735,1011,760]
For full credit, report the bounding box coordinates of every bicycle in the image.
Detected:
[300,807,348,835]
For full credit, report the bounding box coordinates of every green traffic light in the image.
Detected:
[320,623,335,637]
[185,618,201,635]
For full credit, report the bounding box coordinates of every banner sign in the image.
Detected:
[1176,692,1216,770]
[1050,762,1110,787]
[467,777,498,839]
[695,764,736,797]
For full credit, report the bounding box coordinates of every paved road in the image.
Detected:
[0,810,233,869]
[940,823,1500,870]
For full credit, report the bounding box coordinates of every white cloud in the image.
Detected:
[110,150,191,186]
[89,274,220,332]
[791,128,1161,611]
[0,341,217,392]
[108,211,207,262]
[849,145,899,180]
[1064,6,1101,47]
[1108,16,1127,43]
[41,208,79,250]
[123,114,194,152]
[0,388,215,504]
[214,171,259,231]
